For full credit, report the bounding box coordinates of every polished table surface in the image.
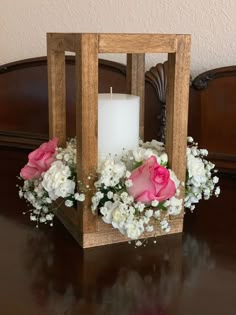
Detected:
[1,148,236,315]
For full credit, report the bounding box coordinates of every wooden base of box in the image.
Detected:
[56,206,183,248]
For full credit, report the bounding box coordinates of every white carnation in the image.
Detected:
[125,222,144,240]
[42,161,75,200]
[187,155,207,187]
[132,148,146,162]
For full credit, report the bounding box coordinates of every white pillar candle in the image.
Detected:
[98,93,140,160]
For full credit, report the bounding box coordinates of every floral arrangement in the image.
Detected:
[18,138,85,226]
[18,136,220,243]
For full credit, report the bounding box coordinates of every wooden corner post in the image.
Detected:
[47,33,191,248]
[166,35,191,222]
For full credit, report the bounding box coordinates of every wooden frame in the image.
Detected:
[47,33,191,248]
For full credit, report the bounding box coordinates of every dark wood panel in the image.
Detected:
[0,57,161,149]
[190,66,236,172]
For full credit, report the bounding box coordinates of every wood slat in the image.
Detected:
[165,35,191,214]
[83,217,183,248]
[126,54,145,139]
[47,35,67,146]
[47,33,76,52]
[99,34,177,53]
[75,33,99,237]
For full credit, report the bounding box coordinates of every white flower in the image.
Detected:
[145,209,153,218]
[165,226,171,233]
[30,215,37,221]
[45,197,52,204]
[42,206,49,213]
[163,200,170,207]
[46,214,53,221]
[160,153,168,164]
[125,179,133,187]
[187,155,206,179]
[56,153,63,160]
[187,136,194,143]
[91,196,99,210]
[169,170,180,189]
[74,193,85,202]
[154,210,160,218]
[120,192,129,201]
[135,240,142,247]
[97,158,126,187]
[65,199,73,207]
[200,149,208,156]
[64,153,70,161]
[146,225,154,232]
[151,200,159,207]
[206,161,215,170]
[168,196,182,215]
[42,161,75,200]
[187,155,207,188]
[107,191,114,199]
[125,171,131,178]
[39,217,46,223]
[125,222,144,240]
[112,209,125,229]
[160,219,169,230]
[215,186,220,196]
[132,148,146,162]
[135,202,145,212]
[100,201,118,224]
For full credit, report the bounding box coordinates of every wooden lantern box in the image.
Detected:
[47,33,191,248]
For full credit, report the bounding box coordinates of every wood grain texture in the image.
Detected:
[126,54,145,139]
[98,34,177,53]
[47,33,76,52]
[75,33,98,236]
[165,35,191,216]
[47,36,66,146]
[70,216,183,248]
[55,205,182,248]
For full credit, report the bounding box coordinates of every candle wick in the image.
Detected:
[110,87,112,99]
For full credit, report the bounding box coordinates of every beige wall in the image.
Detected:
[1,0,236,78]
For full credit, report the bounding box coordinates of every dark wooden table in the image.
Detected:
[1,147,236,315]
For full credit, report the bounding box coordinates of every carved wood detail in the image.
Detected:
[192,66,236,90]
[145,61,168,142]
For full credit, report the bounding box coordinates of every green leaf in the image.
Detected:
[158,201,167,211]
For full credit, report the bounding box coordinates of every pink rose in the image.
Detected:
[20,138,58,180]
[127,156,176,204]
